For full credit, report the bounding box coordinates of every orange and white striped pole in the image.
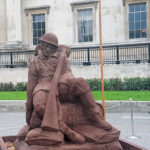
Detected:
[99,0,106,120]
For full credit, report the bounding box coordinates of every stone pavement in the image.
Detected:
[0,100,150,112]
[0,112,150,149]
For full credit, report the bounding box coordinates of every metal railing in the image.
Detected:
[0,50,34,68]
[70,43,150,65]
[0,43,150,68]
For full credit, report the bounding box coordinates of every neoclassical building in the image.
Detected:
[0,0,149,52]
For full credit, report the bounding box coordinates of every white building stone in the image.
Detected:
[0,0,150,51]
[0,0,150,82]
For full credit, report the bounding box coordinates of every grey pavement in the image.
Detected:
[0,112,150,149]
[0,100,150,112]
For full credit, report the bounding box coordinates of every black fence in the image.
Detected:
[70,43,150,65]
[0,43,150,68]
[0,50,34,68]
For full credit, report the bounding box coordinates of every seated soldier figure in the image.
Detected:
[26,33,112,145]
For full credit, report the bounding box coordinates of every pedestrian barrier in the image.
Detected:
[105,99,150,138]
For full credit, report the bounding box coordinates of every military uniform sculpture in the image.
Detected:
[15,33,123,150]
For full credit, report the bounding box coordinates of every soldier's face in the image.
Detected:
[41,42,57,57]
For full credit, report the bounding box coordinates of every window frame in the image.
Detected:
[24,6,50,48]
[129,3,147,39]
[71,2,98,44]
[125,0,149,41]
[32,14,46,45]
[77,8,93,43]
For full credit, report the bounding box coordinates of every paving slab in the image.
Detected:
[0,112,150,149]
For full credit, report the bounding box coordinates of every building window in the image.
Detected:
[129,3,147,39]
[32,14,45,45]
[71,1,98,44]
[77,9,93,42]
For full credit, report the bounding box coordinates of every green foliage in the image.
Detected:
[13,82,27,91]
[0,77,150,91]
[104,78,123,91]
[141,78,150,90]
[0,82,14,91]
[87,78,101,90]
[0,82,27,91]
[86,78,150,91]
[124,77,150,91]
[124,77,140,90]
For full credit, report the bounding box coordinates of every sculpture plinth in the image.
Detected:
[14,140,122,150]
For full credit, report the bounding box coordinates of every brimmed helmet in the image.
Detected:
[39,33,58,48]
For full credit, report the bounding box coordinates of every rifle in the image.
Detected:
[41,48,66,131]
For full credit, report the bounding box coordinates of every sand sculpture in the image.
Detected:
[14,33,123,150]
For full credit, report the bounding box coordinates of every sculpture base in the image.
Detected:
[14,140,123,150]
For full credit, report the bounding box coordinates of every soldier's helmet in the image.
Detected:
[39,33,58,48]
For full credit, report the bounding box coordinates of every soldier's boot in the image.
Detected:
[79,92,112,130]
[59,121,85,144]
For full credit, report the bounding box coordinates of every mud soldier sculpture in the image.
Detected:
[14,33,123,150]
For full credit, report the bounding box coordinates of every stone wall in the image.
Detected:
[72,63,150,79]
[0,63,150,84]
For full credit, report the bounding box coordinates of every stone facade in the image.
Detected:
[0,0,150,81]
[0,0,150,51]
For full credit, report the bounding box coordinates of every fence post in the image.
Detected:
[83,48,91,66]
[10,52,14,68]
[148,44,150,63]
[116,46,120,64]
[88,48,91,65]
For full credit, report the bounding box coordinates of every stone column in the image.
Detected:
[6,0,22,44]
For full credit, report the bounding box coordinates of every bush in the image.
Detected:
[0,77,150,91]
[104,78,123,91]
[141,78,150,90]
[87,78,101,90]
[0,82,14,91]
[124,77,150,91]
[86,77,150,91]
[14,82,27,91]
[0,82,27,91]
[87,78,124,91]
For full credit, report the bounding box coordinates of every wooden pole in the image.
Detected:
[99,0,106,120]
